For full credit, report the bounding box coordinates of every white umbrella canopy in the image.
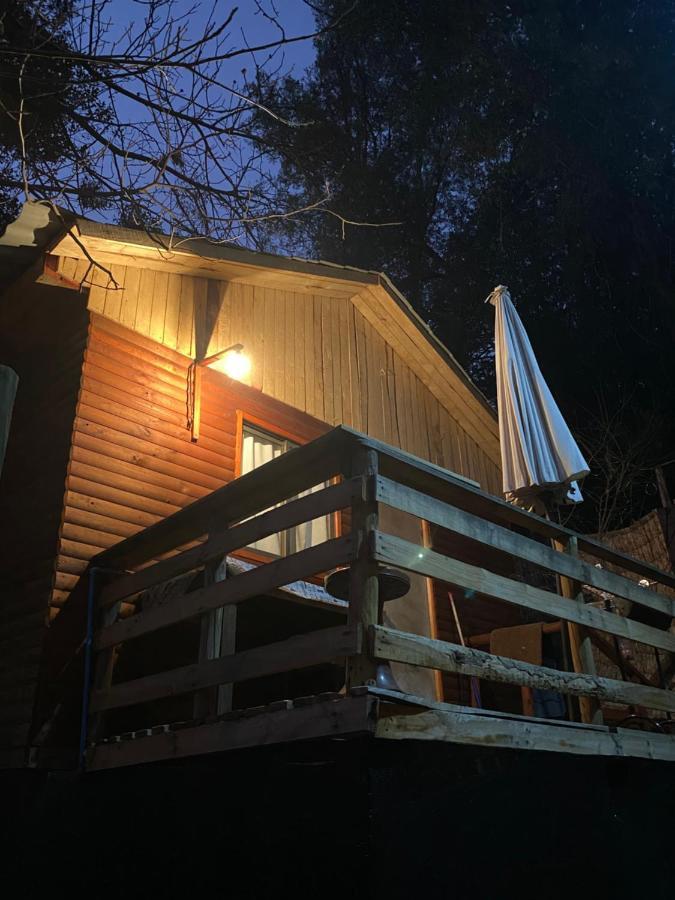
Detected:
[487,285,589,512]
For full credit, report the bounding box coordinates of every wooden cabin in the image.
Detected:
[1,202,675,773]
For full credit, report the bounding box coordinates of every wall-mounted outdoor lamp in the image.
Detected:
[188,343,251,442]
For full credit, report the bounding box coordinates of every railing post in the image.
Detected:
[84,569,124,762]
[554,535,603,725]
[346,446,379,689]
[194,558,237,718]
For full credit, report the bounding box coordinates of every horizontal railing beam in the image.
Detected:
[83,423,675,600]
[376,706,675,762]
[342,426,675,591]
[577,534,675,592]
[91,625,361,713]
[372,625,675,714]
[91,426,357,571]
[96,535,354,650]
[372,532,675,654]
[100,477,363,609]
[375,476,675,619]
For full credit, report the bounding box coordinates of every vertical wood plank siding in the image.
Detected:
[59,257,500,489]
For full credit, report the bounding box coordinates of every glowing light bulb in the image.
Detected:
[212,348,251,382]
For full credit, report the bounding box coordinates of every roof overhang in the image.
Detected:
[2,202,500,463]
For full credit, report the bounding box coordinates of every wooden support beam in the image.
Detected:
[589,631,656,688]
[555,536,602,725]
[520,686,536,717]
[368,685,606,731]
[371,626,675,714]
[376,707,675,762]
[0,365,18,478]
[193,559,225,719]
[87,694,377,771]
[372,532,675,654]
[87,598,122,746]
[91,625,361,713]
[346,448,379,688]
[655,465,671,509]
[214,606,237,715]
[421,520,445,702]
[96,535,354,649]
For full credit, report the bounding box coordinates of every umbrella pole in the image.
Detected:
[551,532,603,725]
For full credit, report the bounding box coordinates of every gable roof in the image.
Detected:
[0,202,499,464]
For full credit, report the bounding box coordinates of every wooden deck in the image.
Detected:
[86,684,675,771]
[33,426,675,771]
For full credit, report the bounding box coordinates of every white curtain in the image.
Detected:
[291,483,330,552]
[240,429,331,554]
[241,430,283,555]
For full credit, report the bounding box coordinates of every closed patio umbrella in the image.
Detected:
[486,285,589,513]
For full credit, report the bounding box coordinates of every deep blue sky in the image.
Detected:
[71,1,320,238]
[110,0,317,79]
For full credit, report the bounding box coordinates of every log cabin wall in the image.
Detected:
[0,280,88,759]
[58,312,332,606]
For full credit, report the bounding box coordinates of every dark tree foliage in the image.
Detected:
[0,0,104,226]
[255,0,675,531]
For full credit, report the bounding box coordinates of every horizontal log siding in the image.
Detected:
[0,281,88,751]
[57,256,500,494]
[54,315,332,609]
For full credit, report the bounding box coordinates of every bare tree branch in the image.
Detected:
[0,0,383,248]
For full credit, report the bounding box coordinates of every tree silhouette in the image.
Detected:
[255,0,675,530]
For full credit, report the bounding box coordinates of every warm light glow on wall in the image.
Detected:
[190,343,252,442]
[208,347,252,382]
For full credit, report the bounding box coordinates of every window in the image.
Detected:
[240,422,332,556]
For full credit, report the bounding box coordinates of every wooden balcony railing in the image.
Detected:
[78,426,675,767]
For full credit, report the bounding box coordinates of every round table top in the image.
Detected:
[323,565,411,602]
